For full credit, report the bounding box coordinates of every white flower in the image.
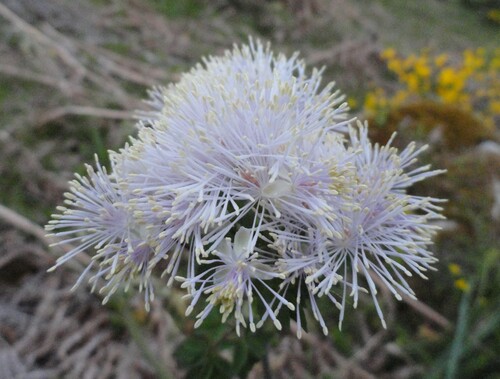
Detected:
[46,40,445,336]
[301,123,445,329]
[119,39,353,305]
[178,227,293,335]
[46,156,157,308]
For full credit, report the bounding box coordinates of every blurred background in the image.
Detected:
[0,0,498,378]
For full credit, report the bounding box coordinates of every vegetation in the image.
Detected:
[0,0,498,378]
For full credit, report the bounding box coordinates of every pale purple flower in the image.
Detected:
[178,227,293,335]
[46,40,445,336]
[46,156,157,308]
[120,38,352,294]
[264,225,343,338]
[297,123,445,329]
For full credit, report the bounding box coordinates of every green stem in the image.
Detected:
[445,284,472,379]
[122,308,173,379]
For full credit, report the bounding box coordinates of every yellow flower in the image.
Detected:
[406,73,420,93]
[387,59,404,77]
[434,53,448,68]
[381,48,396,60]
[403,54,417,70]
[438,67,457,87]
[392,90,409,106]
[487,9,500,24]
[490,56,500,70]
[347,96,358,109]
[489,100,500,115]
[463,49,485,75]
[414,57,431,78]
[454,278,470,292]
[366,46,497,129]
[364,92,378,113]
[364,88,389,113]
[133,307,149,324]
[448,263,461,275]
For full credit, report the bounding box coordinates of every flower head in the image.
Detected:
[46,40,445,336]
[46,156,157,307]
[179,227,292,335]
[296,123,445,329]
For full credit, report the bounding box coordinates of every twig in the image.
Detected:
[351,330,387,363]
[92,54,160,86]
[83,44,169,82]
[0,64,71,93]
[36,105,136,127]
[0,203,48,244]
[290,321,377,379]
[0,249,21,269]
[369,273,452,330]
[85,69,143,109]
[0,203,90,267]
[0,3,86,78]
[402,294,452,329]
[121,307,173,379]
[305,39,365,66]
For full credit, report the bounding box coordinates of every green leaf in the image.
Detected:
[232,340,249,374]
[174,337,208,367]
[211,356,233,379]
[445,284,473,379]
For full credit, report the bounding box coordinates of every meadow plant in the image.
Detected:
[46,40,445,337]
[365,47,500,129]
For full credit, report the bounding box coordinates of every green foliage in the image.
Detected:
[149,0,204,18]
[374,0,499,51]
[444,285,473,379]
[460,0,500,24]
[174,311,277,379]
[461,0,498,7]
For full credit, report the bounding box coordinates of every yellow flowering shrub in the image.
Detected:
[365,47,500,134]
[371,100,492,149]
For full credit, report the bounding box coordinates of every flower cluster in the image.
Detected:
[364,47,500,129]
[46,40,445,337]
